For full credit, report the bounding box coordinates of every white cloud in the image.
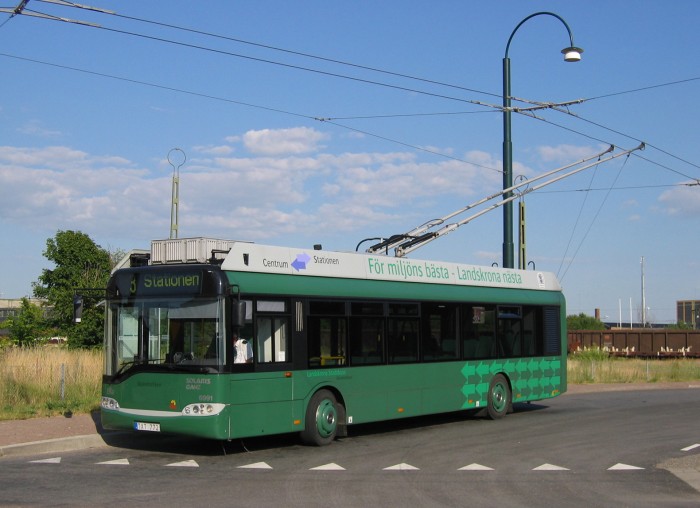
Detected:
[193,144,234,156]
[0,139,521,254]
[657,184,700,216]
[16,120,62,138]
[242,127,329,155]
[537,144,605,163]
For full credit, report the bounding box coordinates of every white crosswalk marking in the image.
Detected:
[29,457,61,464]
[608,463,644,470]
[310,463,345,470]
[238,462,272,469]
[533,463,570,471]
[97,458,129,465]
[384,463,419,470]
[458,463,494,471]
[166,459,199,467]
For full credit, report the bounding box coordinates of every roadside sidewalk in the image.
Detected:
[0,411,109,457]
[565,380,700,394]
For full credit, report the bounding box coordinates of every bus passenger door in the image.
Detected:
[228,308,295,438]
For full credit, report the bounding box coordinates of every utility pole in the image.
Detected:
[641,256,647,327]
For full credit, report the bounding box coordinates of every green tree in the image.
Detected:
[567,312,606,331]
[0,298,48,346]
[668,321,694,330]
[32,230,112,348]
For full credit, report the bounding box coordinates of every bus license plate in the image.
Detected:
[134,422,161,432]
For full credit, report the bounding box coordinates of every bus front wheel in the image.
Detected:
[486,374,511,420]
[301,389,339,446]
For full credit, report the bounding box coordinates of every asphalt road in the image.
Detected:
[1,387,699,507]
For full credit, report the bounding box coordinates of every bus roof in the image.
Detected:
[215,241,561,292]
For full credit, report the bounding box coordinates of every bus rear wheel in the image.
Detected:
[486,374,511,420]
[301,389,339,446]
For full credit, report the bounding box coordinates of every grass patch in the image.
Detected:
[568,347,700,384]
[0,347,102,420]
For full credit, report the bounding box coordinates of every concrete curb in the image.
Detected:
[0,434,109,458]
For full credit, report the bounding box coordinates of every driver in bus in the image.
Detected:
[233,333,253,364]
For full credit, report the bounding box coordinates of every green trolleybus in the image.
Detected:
[99,238,566,445]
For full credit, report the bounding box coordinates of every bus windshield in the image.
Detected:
[104,296,226,376]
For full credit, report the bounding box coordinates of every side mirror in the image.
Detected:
[232,300,246,329]
[73,295,84,323]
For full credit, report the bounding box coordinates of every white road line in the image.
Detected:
[533,463,569,471]
[97,458,129,465]
[608,463,644,470]
[384,463,419,470]
[166,459,199,467]
[310,463,345,471]
[238,462,273,469]
[29,457,61,464]
[458,463,494,471]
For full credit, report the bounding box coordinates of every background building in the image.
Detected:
[677,300,700,329]
[0,298,49,337]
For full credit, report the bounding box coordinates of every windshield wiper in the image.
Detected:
[114,357,164,377]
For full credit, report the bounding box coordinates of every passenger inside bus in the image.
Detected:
[233,333,253,364]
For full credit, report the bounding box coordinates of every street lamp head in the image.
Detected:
[561,46,583,62]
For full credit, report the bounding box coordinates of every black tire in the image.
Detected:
[300,389,339,446]
[486,374,511,420]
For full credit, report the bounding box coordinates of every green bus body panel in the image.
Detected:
[102,357,562,440]
[102,373,232,439]
[102,267,566,441]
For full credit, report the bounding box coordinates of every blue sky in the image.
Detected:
[1,1,699,324]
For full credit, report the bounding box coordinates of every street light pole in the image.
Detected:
[502,12,583,269]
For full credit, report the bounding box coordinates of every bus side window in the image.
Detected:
[521,307,537,356]
[388,303,419,363]
[463,305,496,360]
[421,302,458,361]
[255,300,290,363]
[349,302,384,365]
[349,317,384,365]
[307,301,347,368]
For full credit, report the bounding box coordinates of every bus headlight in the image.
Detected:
[101,397,120,410]
[181,403,225,416]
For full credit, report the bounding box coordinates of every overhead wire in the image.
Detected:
[512,108,700,182]
[16,0,700,182]
[98,4,504,101]
[0,51,502,174]
[31,1,698,182]
[556,155,602,279]
[5,1,700,259]
[558,151,634,282]
[316,109,497,121]
[318,118,503,173]
[547,104,700,175]
[538,181,697,193]
[0,0,29,29]
[0,52,314,120]
[17,1,506,110]
[585,77,700,101]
